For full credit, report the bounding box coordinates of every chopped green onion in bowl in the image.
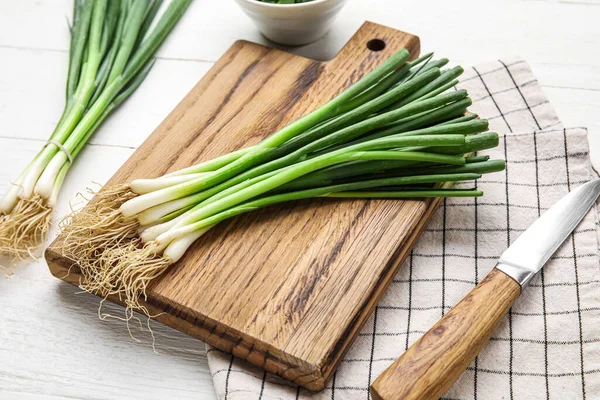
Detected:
[256,0,317,3]
[235,0,349,45]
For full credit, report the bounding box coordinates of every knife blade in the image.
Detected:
[497,178,600,287]
[370,179,600,400]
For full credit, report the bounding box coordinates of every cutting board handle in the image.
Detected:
[370,267,521,400]
[327,21,421,70]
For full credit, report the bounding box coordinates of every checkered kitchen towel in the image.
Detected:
[207,57,600,399]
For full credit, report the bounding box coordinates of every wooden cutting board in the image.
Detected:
[47,22,433,391]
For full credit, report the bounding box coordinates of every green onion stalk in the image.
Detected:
[0,0,192,261]
[57,48,505,318]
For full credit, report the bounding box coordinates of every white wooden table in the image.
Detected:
[1,0,599,398]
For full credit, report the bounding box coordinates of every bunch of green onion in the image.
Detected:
[257,0,316,4]
[59,48,505,317]
[0,0,191,261]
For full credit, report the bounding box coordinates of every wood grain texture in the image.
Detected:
[370,268,521,400]
[45,21,442,392]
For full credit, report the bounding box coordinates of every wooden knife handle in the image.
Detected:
[370,267,521,400]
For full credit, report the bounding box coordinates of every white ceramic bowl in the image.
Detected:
[234,0,349,46]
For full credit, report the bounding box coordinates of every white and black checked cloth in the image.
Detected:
[206,57,600,399]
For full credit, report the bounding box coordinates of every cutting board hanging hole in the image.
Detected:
[367,38,386,51]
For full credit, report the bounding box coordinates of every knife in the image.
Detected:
[370,179,600,400]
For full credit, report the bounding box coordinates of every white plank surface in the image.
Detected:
[1,0,599,399]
